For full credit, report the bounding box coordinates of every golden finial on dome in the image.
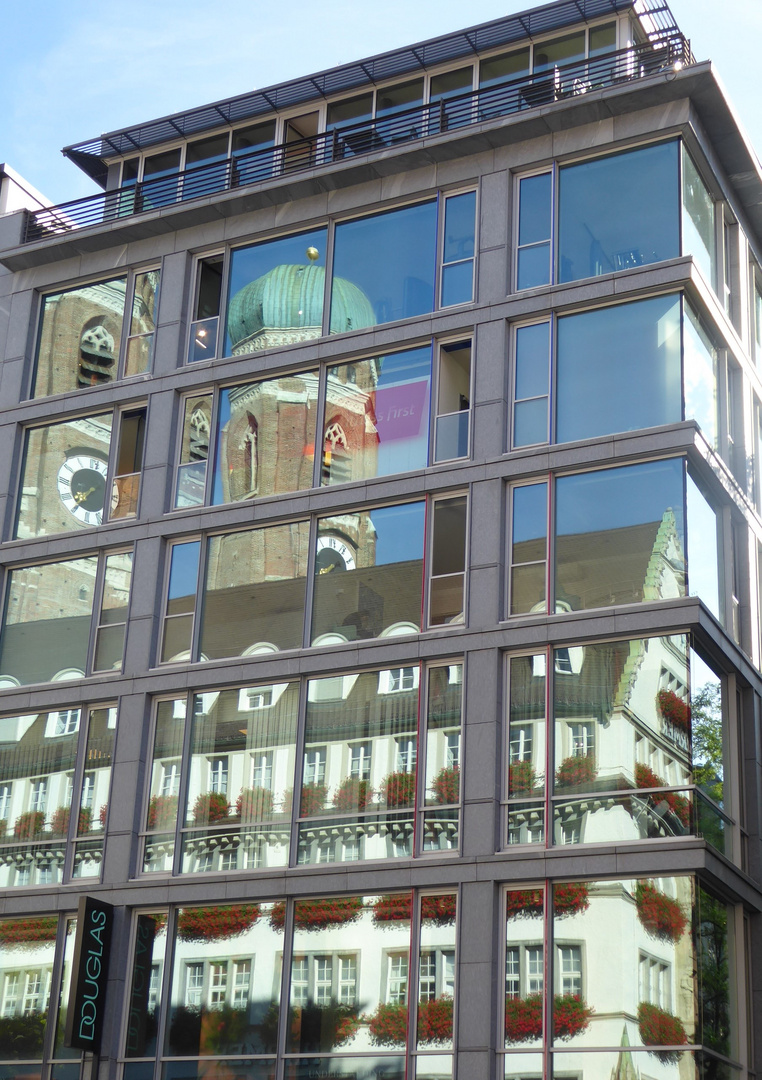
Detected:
[306,246,319,262]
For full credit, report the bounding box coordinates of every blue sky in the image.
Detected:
[1,0,760,206]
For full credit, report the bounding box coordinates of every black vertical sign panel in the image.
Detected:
[64,895,114,1051]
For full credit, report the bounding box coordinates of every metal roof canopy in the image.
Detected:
[63,0,682,188]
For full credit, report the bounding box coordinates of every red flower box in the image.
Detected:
[0,916,58,949]
[431,766,460,805]
[505,994,593,1043]
[657,689,691,733]
[332,777,373,812]
[49,805,92,837]
[147,794,178,830]
[371,893,457,926]
[177,904,260,942]
[300,783,328,816]
[509,761,536,796]
[380,772,416,808]
[192,791,230,824]
[269,896,364,932]
[13,810,45,841]
[634,881,687,942]
[637,1002,687,1062]
[99,804,108,828]
[235,786,275,821]
[634,764,691,828]
[555,756,597,790]
[417,997,453,1043]
[366,1002,408,1046]
[506,883,589,920]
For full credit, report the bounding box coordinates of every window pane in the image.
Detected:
[287,894,406,1054]
[93,551,133,672]
[519,174,551,248]
[311,502,425,643]
[533,31,585,71]
[686,475,720,620]
[72,706,116,878]
[143,699,185,873]
[0,557,97,684]
[683,302,718,448]
[225,228,328,356]
[422,666,463,853]
[212,371,318,503]
[0,915,57,1060]
[558,142,679,283]
[181,682,298,871]
[507,654,546,845]
[298,669,419,864]
[166,902,282,1057]
[551,877,695,1049]
[331,202,437,331]
[505,888,543,1048]
[442,191,476,306]
[697,886,734,1057]
[417,894,456,1050]
[125,914,167,1059]
[682,146,716,285]
[429,497,467,627]
[16,413,113,538]
[510,483,547,615]
[34,278,127,397]
[556,295,681,442]
[555,459,685,611]
[200,522,309,658]
[480,48,530,88]
[161,542,200,663]
[321,348,431,486]
[175,395,212,508]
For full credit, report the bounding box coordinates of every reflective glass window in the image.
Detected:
[441,191,476,306]
[331,202,437,330]
[682,145,717,286]
[555,295,681,442]
[0,552,133,685]
[200,523,310,659]
[161,541,200,663]
[683,301,718,448]
[212,371,318,502]
[0,915,60,1068]
[517,173,552,289]
[0,705,116,888]
[180,683,298,872]
[434,340,471,462]
[507,637,730,854]
[175,394,212,508]
[555,458,685,612]
[225,227,328,356]
[558,141,679,282]
[311,502,425,643]
[322,347,431,485]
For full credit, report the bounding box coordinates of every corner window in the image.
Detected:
[506,638,731,854]
[0,550,134,685]
[33,269,160,398]
[515,141,730,292]
[508,459,726,619]
[511,294,730,454]
[16,405,147,538]
[502,878,736,1063]
[0,704,116,888]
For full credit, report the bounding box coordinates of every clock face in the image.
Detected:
[315,535,356,573]
[57,455,109,526]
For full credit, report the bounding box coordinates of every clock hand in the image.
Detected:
[74,486,98,504]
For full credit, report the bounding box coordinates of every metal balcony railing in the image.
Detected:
[23,32,693,245]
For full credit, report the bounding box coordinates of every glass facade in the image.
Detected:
[3,8,760,1080]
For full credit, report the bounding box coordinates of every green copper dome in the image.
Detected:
[227,263,375,348]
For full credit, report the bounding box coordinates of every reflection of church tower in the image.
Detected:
[212,249,380,579]
[227,247,375,354]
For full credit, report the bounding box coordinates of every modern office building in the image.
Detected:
[0,0,760,1076]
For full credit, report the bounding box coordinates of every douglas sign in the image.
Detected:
[64,896,114,1052]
